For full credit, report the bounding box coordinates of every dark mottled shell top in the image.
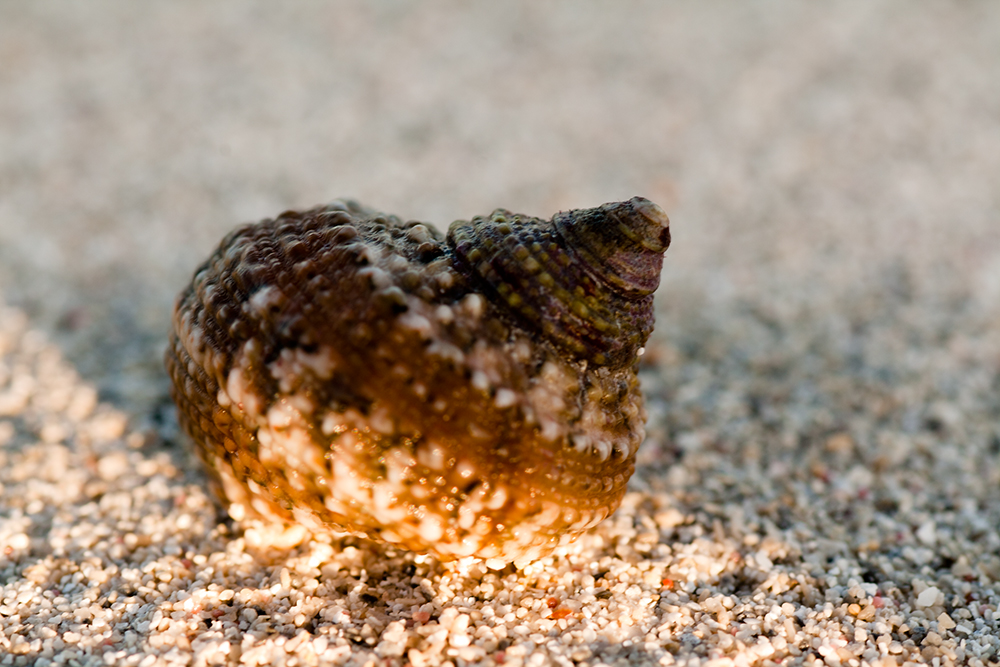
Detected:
[166,197,669,566]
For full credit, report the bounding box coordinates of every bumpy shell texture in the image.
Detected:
[166,197,670,565]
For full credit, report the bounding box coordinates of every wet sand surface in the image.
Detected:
[1,3,1000,665]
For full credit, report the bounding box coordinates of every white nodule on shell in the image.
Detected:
[324,199,351,212]
[455,460,477,480]
[227,502,246,522]
[321,412,347,436]
[291,506,325,532]
[417,441,448,471]
[226,354,262,420]
[332,453,368,505]
[461,293,485,320]
[297,347,337,377]
[418,516,444,543]
[539,419,561,443]
[357,266,393,290]
[384,447,417,485]
[426,341,464,366]
[511,339,532,362]
[592,438,612,461]
[226,364,246,406]
[355,244,378,266]
[398,311,434,338]
[452,538,481,559]
[494,388,518,408]
[405,224,433,244]
[458,503,480,531]
[266,400,296,429]
[471,371,490,392]
[435,268,457,290]
[386,253,410,273]
[372,483,407,526]
[561,506,579,526]
[323,495,348,516]
[535,502,562,527]
[434,304,455,325]
[248,285,282,316]
[368,405,396,435]
[485,485,508,511]
[269,346,337,393]
[569,509,596,531]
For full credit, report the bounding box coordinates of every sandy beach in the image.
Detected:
[1,2,1000,665]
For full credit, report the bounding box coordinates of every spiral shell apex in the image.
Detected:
[166,196,670,565]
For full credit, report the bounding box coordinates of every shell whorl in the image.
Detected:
[166,197,669,564]
[448,196,669,369]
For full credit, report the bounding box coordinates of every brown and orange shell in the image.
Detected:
[165,197,670,566]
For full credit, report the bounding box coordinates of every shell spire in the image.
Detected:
[555,196,671,295]
[447,196,670,368]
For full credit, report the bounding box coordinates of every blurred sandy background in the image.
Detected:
[2,2,1000,666]
[1,1,995,413]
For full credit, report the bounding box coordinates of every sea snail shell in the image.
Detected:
[166,197,670,565]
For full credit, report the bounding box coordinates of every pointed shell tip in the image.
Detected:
[630,196,670,228]
[620,197,670,253]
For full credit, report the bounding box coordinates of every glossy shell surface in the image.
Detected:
[166,197,670,565]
